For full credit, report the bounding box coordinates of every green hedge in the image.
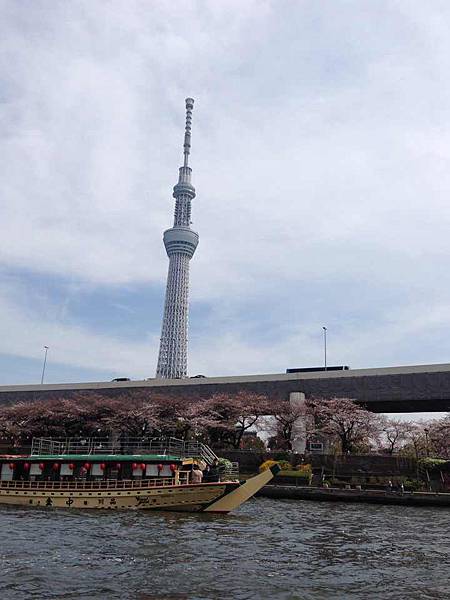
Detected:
[278,470,312,480]
[418,458,450,472]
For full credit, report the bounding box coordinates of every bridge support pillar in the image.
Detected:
[290,392,307,454]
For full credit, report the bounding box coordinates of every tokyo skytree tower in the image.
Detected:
[155,98,199,379]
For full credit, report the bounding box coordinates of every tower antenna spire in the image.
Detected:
[156,98,199,379]
[183,97,194,167]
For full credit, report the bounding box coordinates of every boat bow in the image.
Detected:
[204,464,281,513]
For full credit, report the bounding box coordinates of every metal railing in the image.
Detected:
[0,475,209,491]
[185,441,217,465]
[0,469,243,491]
[219,462,240,481]
[30,437,219,465]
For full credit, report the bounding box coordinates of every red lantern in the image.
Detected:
[132,462,138,470]
[52,463,60,472]
[170,463,177,472]
[68,463,75,470]
[38,463,45,471]
[23,462,30,471]
[157,463,163,472]
[140,463,146,471]
[84,463,91,471]
[8,463,15,470]
[115,463,121,470]
[100,463,106,471]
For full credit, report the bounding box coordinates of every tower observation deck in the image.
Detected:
[156,98,198,379]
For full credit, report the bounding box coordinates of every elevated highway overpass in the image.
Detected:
[0,362,450,413]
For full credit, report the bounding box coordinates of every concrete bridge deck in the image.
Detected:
[1,362,450,412]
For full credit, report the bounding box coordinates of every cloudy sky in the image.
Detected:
[1,1,450,391]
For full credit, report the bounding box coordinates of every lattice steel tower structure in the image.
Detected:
[156,98,199,379]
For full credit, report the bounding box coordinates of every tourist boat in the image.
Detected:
[0,437,279,513]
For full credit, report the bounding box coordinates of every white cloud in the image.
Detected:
[0,281,157,378]
[1,2,450,383]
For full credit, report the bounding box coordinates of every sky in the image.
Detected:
[1,1,450,412]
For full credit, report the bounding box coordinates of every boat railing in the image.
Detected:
[187,441,218,465]
[219,461,240,481]
[0,470,241,490]
[0,477,179,491]
[30,437,219,464]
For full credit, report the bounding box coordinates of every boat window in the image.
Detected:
[160,465,173,477]
[30,464,42,476]
[132,465,143,478]
[0,464,14,481]
[91,464,104,477]
[60,464,74,476]
[146,464,159,477]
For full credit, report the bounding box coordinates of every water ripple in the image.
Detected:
[0,499,448,599]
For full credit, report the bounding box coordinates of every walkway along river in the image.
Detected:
[0,497,448,599]
[258,485,450,507]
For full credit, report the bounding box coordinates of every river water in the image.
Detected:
[0,498,448,599]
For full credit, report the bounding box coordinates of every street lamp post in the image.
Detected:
[322,327,327,371]
[424,427,429,457]
[41,346,49,385]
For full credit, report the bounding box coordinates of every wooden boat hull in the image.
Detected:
[0,482,238,512]
[0,467,279,513]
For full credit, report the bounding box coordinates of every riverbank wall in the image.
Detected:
[257,485,450,507]
[220,450,417,476]
[219,450,422,485]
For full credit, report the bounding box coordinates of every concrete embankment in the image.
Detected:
[258,485,450,507]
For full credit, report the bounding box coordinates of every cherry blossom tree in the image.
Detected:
[0,394,125,445]
[426,414,450,459]
[270,400,309,451]
[105,401,161,438]
[365,415,450,460]
[230,392,271,449]
[187,392,270,449]
[401,422,427,459]
[379,418,411,455]
[306,397,382,454]
[0,392,167,445]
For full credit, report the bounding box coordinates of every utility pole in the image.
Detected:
[322,327,327,371]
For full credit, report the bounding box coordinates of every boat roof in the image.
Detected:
[0,454,182,462]
[0,437,218,465]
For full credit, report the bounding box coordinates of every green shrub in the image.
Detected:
[276,470,312,485]
[218,457,233,470]
[277,460,292,471]
[279,470,311,481]
[403,478,422,492]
